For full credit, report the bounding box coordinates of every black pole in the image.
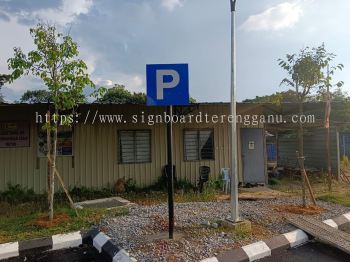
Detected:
[167,105,174,239]
[230,0,237,11]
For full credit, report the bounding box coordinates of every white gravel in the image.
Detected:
[99,197,349,262]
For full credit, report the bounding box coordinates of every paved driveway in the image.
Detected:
[3,246,108,262]
[259,241,350,262]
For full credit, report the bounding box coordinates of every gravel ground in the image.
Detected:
[99,197,349,262]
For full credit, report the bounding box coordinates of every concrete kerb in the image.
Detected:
[0,231,82,261]
[83,228,136,262]
[1,212,349,261]
[0,228,136,262]
[201,212,350,262]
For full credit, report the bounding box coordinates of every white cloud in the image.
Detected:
[94,79,114,87]
[79,48,99,75]
[161,0,184,12]
[241,2,303,32]
[27,0,93,26]
[114,73,145,93]
[94,73,145,93]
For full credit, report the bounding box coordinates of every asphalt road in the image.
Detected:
[3,246,108,262]
[259,241,350,262]
[3,241,350,262]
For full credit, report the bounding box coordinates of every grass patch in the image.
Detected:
[124,177,219,205]
[270,174,350,196]
[317,193,350,207]
[124,192,167,205]
[0,201,128,244]
[269,175,350,208]
[123,190,217,206]
[268,178,280,186]
[0,184,116,205]
[232,227,250,240]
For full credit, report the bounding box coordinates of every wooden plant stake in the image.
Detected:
[47,156,79,217]
[296,151,317,206]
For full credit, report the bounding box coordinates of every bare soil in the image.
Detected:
[29,212,70,228]
[273,204,326,215]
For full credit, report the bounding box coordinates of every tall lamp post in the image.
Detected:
[229,0,240,223]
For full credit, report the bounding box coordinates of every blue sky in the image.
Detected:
[0,0,349,102]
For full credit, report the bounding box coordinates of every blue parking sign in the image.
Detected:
[146,64,189,106]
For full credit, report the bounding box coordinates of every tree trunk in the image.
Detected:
[47,155,79,217]
[49,116,58,222]
[326,65,332,191]
[298,101,307,207]
[46,111,51,206]
[296,151,317,206]
[326,125,332,192]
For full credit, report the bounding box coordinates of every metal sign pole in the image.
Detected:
[230,0,240,222]
[167,105,175,239]
[147,64,188,239]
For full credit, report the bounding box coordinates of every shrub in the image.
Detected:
[68,186,114,202]
[341,155,349,168]
[125,178,138,192]
[268,178,280,186]
[0,184,41,204]
[176,179,195,192]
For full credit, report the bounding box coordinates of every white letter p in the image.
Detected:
[156,69,180,100]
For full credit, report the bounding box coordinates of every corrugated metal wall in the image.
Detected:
[277,128,340,176]
[339,133,350,158]
[1,104,257,193]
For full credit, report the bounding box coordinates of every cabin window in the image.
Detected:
[119,130,151,163]
[184,129,214,161]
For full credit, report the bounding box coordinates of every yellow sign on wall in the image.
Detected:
[0,122,30,148]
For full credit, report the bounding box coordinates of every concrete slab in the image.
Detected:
[221,219,252,233]
[75,196,133,209]
[239,187,274,193]
[288,216,350,254]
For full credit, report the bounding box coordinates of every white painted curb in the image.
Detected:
[93,232,111,253]
[323,219,338,229]
[200,258,220,262]
[242,241,271,261]
[52,231,82,250]
[283,229,309,248]
[0,242,19,260]
[343,213,350,221]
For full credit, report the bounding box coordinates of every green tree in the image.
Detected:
[20,89,51,103]
[278,44,340,206]
[98,84,197,104]
[243,88,348,103]
[20,89,87,104]
[98,84,146,104]
[189,97,197,103]
[317,48,344,192]
[0,74,10,103]
[243,90,298,104]
[0,74,9,87]
[7,24,102,221]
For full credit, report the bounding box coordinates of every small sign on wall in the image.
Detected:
[249,141,255,150]
[38,129,73,157]
[0,122,30,148]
